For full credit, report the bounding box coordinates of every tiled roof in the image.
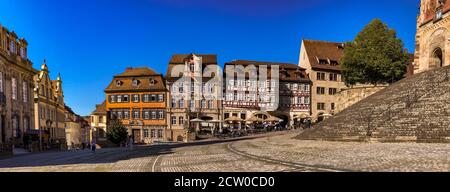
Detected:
[224,60,311,83]
[166,54,218,81]
[303,40,344,72]
[115,67,158,77]
[92,100,106,115]
[105,67,166,93]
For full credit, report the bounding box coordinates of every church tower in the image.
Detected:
[414,0,450,74]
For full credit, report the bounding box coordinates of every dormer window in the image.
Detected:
[318,59,328,65]
[132,79,140,86]
[20,47,26,59]
[9,41,15,54]
[149,79,157,86]
[330,60,339,66]
[116,80,123,87]
[436,9,443,20]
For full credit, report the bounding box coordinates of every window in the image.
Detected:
[124,111,130,119]
[158,130,163,139]
[110,95,115,103]
[305,84,310,91]
[179,117,184,125]
[318,59,328,65]
[9,41,15,54]
[12,78,17,100]
[23,82,28,102]
[144,129,149,138]
[179,100,184,108]
[190,64,195,72]
[144,111,150,120]
[123,95,129,102]
[151,130,157,138]
[329,73,338,81]
[132,79,139,86]
[317,72,326,80]
[158,111,164,119]
[171,116,177,125]
[133,94,140,103]
[316,87,325,95]
[117,95,122,103]
[190,100,195,109]
[201,100,206,108]
[317,103,325,110]
[20,47,26,59]
[329,88,337,95]
[151,111,156,119]
[191,82,195,92]
[179,84,184,93]
[331,103,336,110]
[171,99,176,108]
[133,110,140,119]
[117,111,123,119]
[330,60,339,66]
[208,100,213,109]
[158,94,164,102]
[304,97,310,105]
[151,94,157,102]
[143,94,150,102]
[436,9,443,20]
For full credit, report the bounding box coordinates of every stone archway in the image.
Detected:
[427,28,448,69]
[432,47,444,68]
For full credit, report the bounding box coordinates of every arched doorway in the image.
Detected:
[432,47,444,68]
[317,113,325,123]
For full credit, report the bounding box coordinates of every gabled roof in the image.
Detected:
[92,100,106,115]
[115,67,158,77]
[105,67,166,93]
[302,40,344,72]
[166,54,218,81]
[169,54,217,64]
[224,60,311,83]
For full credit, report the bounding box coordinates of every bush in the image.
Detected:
[106,119,128,145]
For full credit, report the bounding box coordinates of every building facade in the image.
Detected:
[166,54,223,142]
[90,101,107,141]
[0,24,37,145]
[33,61,66,142]
[223,60,311,127]
[298,40,347,122]
[413,0,450,74]
[105,67,167,144]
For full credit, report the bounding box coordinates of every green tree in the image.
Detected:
[106,119,128,145]
[341,19,409,86]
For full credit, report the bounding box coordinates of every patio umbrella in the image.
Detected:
[225,116,244,123]
[190,118,205,122]
[246,116,265,123]
[265,116,282,122]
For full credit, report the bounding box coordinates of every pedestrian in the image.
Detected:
[82,142,85,150]
[91,140,96,153]
[128,136,134,150]
[71,142,75,151]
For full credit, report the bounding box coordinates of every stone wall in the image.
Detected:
[297,66,450,143]
[335,85,387,113]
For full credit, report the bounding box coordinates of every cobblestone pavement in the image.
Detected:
[232,133,450,172]
[0,131,449,172]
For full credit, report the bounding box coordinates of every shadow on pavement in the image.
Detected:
[0,131,296,169]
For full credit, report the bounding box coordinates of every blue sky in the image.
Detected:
[0,0,419,115]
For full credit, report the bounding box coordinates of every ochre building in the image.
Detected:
[105,67,167,144]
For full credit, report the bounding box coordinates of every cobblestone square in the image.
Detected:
[0,131,449,172]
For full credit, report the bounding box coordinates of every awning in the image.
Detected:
[225,116,244,122]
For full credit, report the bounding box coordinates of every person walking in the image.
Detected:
[91,140,96,153]
[128,136,134,150]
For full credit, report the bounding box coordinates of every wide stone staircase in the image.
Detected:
[297,66,450,143]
